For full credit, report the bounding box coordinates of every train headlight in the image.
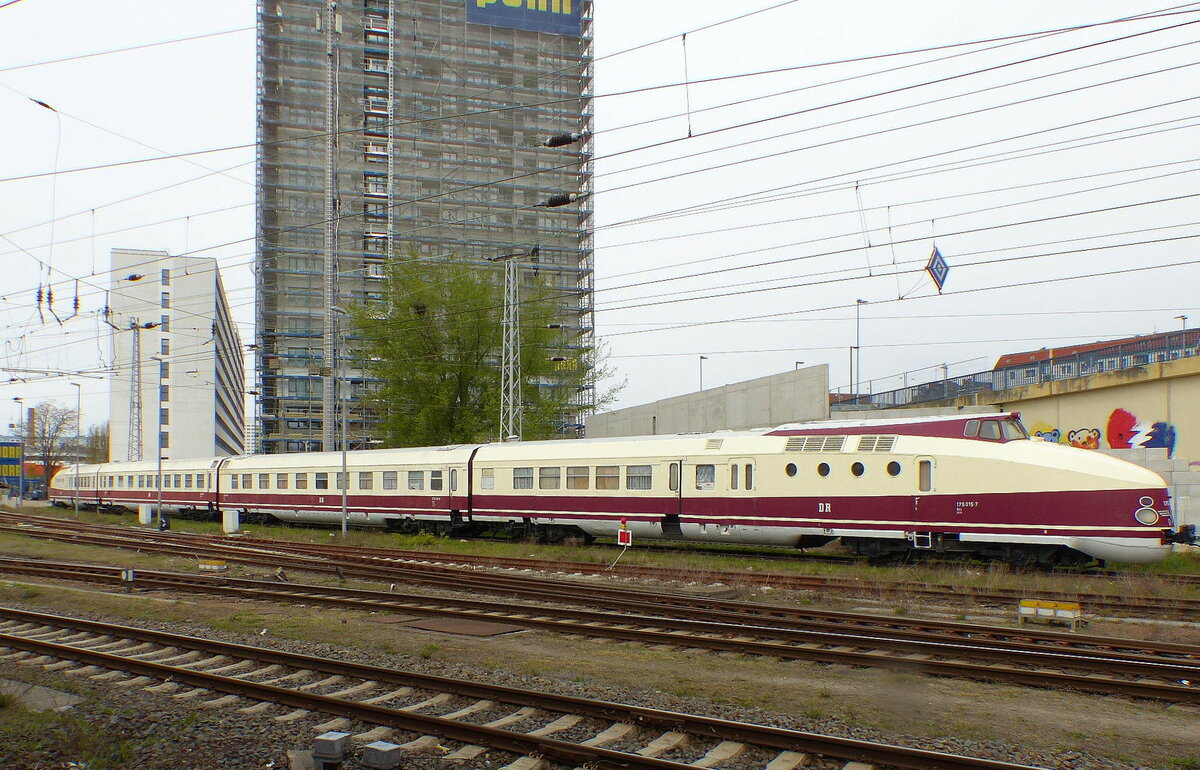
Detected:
[1134,496,1160,526]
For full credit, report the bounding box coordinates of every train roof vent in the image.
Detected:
[857,435,896,452]
[785,435,846,452]
[704,439,724,450]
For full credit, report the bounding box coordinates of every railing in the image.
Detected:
[837,331,1200,409]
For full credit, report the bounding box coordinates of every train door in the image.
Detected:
[663,459,684,535]
[430,465,453,515]
[674,459,719,537]
[911,456,936,547]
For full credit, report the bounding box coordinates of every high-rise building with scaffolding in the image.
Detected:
[255,0,595,453]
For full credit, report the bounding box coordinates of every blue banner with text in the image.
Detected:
[468,0,582,37]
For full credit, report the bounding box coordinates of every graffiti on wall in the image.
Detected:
[1029,408,1178,458]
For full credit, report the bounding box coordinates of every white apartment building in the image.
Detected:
[108,249,245,461]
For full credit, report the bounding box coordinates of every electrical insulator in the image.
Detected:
[544,193,579,208]
[543,131,585,148]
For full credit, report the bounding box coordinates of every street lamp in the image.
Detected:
[330,305,350,537]
[11,397,23,505]
[855,299,869,400]
[699,356,708,391]
[70,383,81,518]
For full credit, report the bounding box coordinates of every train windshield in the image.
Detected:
[1001,418,1028,441]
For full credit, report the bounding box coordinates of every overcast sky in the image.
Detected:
[2,0,1198,431]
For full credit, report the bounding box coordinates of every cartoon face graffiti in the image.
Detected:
[1067,428,1100,450]
[1028,422,1062,444]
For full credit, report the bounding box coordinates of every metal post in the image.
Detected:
[855,299,867,399]
[340,316,349,538]
[71,383,81,517]
[699,356,707,391]
[487,251,528,442]
[13,396,24,506]
[152,356,164,527]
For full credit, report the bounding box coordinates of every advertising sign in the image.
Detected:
[468,0,582,37]
[0,442,22,496]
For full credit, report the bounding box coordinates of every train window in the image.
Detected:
[116,477,123,488]
[695,464,715,491]
[336,473,347,490]
[785,463,798,477]
[626,465,652,490]
[242,474,253,489]
[315,473,329,490]
[817,463,831,477]
[137,476,143,488]
[539,467,561,489]
[259,474,270,489]
[359,472,374,490]
[919,460,933,492]
[408,471,425,491]
[382,471,398,490]
[851,462,865,477]
[887,461,902,477]
[1001,419,1026,440]
[963,420,980,437]
[450,469,458,492]
[184,475,192,489]
[230,475,239,490]
[596,466,619,490]
[295,473,308,490]
[730,464,739,490]
[669,463,680,491]
[511,468,531,490]
[277,473,289,490]
[480,468,494,490]
[979,420,1001,440]
[567,466,589,489]
[430,470,443,491]
[745,464,754,490]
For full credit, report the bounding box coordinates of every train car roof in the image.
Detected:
[768,412,1018,437]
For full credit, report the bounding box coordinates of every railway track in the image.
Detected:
[5,512,1197,620]
[0,606,1044,770]
[1,557,1197,705]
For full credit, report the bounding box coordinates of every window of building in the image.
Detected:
[407,471,424,490]
[161,338,170,355]
[566,466,589,489]
[480,468,494,490]
[626,465,652,490]
[364,57,388,72]
[259,473,270,489]
[276,473,288,489]
[161,268,170,286]
[512,467,533,490]
[596,465,619,490]
[160,384,169,402]
[295,473,308,490]
[429,470,442,491]
[382,471,397,490]
[695,464,715,490]
[359,472,373,490]
[160,360,169,378]
[160,431,169,449]
[538,467,561,489]
[242,474,253,489]
[160,408,169,426]
[315,472,328,489]
[161,292,169,309]
[160,315,170,332]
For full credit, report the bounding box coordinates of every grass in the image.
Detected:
[0,687,139,769]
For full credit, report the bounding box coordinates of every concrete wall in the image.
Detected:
[586,365,830,438]
[924,356,1200,531]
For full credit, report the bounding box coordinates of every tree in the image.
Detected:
[348,255,619,447]
[26,401,78,479]
[83,422,110,464]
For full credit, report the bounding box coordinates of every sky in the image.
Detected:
[1,0,1198,432]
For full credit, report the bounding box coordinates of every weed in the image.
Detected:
[801,704,825,720]
[417,643,441,659]
[817,687,833,700]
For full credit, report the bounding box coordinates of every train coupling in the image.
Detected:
[1162,524,1197,545]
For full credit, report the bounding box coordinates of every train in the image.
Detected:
[48,412,1195,566]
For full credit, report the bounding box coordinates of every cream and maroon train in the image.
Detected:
[50,413,1194,565]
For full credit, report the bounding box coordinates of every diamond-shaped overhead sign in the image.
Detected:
[926,246,949,293]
